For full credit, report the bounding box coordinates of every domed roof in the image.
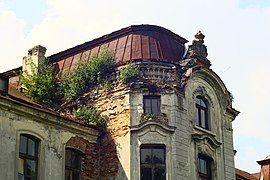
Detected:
[49,25,188,76]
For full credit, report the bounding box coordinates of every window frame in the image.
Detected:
[18,134,39,180]
[143,95,161,116]
[198,155,212,180]
[65,148,82,180]
[195,96,209,130]
[140,144,166,180]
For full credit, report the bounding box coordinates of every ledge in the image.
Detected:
[130,121,176,133]
[194,125,217,137]
[192,132,222,149]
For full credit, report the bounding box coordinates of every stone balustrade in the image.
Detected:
[109,62,180,83]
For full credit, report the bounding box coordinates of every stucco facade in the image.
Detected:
[0,93,99,179]
[0,25,239,179]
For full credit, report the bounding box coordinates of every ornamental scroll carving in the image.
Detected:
[192,86,213,107]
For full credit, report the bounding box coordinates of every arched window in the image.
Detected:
[195,96,209,130]
[198,155,212,180]
[18,134,39,180]
[140,144,166,180]
[65,148,82,180]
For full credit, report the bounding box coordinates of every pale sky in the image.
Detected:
[1,0,270,173]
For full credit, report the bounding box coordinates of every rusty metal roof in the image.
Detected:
[235,168,258,180]
[49,25,188,76]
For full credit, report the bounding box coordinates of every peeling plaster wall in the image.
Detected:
[183,70,236,180]
[0,98,99,180]
[0,65,237,179]
[92,86,131,179]
[128,67,236,179]
[129,88,200,179]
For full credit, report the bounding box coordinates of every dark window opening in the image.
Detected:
[198,155,212,180]
[140,144,166,180]
[65,148,82,180]
[143,96,161,116]
[195,96,209,129]
[18,135,39,180]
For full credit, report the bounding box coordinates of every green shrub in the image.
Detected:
[62,49,114,101]
[73,105,107,129]
[119,62,140,83]
[140,113,155,123]
[21,57,62,106]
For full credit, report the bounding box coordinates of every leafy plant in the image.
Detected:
[62,49,114,101]
[140,113,155,123]
[73,105,107,129]
[119,62,140,83]
[20,49,114,129]
[21,57,62,106]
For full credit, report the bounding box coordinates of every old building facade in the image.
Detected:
[0,25,239,179]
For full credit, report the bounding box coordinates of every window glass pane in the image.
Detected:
[196,108,200,126]
[201,110,206,128]
[204,109,208,129]
[203,159,206,173]
[152,98,158,115]
[196,97,200,105]
[19,136,27,154]
[145,99,151,108]
[199,158,202,171]
[18,174,24,180]
[144,98,151,114]
[199,158,207,173]
[141,167,152,180]
[65,149,81,180]
[153,148,165,164]
[154,168,166,180]
[18,158,24,175]
[202,159,206,173]
[152,99,160,116]
[65,149,71,167]
[144,96,161,116]
[75,152,81,168]
[71,151,76,167]
[25,176,35,180]
[200,99,206,107]
[65,170,71,180]
[28,139,36,156]
[71,151,81,168]
[25,160,36,177]
[141,148,152,164]
[72,171,80,180]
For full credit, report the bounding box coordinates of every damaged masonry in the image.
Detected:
[0,25,239,180]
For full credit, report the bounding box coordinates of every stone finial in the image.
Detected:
[195,31,205,42]
[185,31,211,67]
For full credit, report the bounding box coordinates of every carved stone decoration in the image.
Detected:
[130,121,176,134]
[186,31,211,67]
[192,133,222,150]
[192,133,221,180]
[192,86,213,107]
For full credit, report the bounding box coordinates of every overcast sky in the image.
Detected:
[1,0,270,173]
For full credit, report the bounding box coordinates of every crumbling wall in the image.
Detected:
[87,85,131,179]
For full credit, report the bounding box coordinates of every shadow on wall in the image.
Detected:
[99,132,128,180]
